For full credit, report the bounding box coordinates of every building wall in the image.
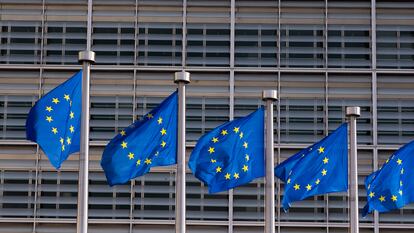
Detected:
[0,0,414,232]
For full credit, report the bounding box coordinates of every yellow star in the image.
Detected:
[69,111,74,119]
[146,113,153,119]
[242,165,248,172]
[212,137,219,143]
[399,190,403,196]
[369,192,375,198]
[46,116,53,123]
[221,129,228,136]
[245,154,250,161]
[379,195,385,202]
[216,166,222,173]
[128,152,134,160]
[45,106,53,112]
[400,181,403,186]
[323,157,329,164]
[315,179,320,185]
[391,195,397,202]
[145,158,152,165]
[233,173,239,179]
[233,127,239,133]
[208,147,215,154]
[401,168,404,174]
[69,101,72,106]
[121,141,128,149]
[157,117,163,124]
[64,94,70,101]
[51,127,58,134]
[321,169,327,176]
[61,145,65,151]
[243,142,248,149]
[66,137,71,145]
[161,140,166,147]
[318,146,325,154]
[386,159,389,163]
[239,132,243,139]
[294,184,300,190]
[136,160,141,166]
[120,130,126,136]
[210,159,216,163]
[397,159,402,165]
[59,137,64,145]
[69,125,75,133]
[52,98,59,104]
[287,178,291,184]
[306,184,312,191]
[225,173,231,180]
[155,151,159,156]
[160,128,167,135]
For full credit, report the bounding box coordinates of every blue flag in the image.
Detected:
[26,71,82,169]
[101,91,178,186]
[362,140,414,217]
[275,123,348,210]
[189,107,264,193]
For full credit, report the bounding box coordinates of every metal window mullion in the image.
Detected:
[276,1,281,232]
[229,0,235,231]
[133,0,138,66]
[371,0,379,232]
[324,0,330,231]
[182,0,187,68]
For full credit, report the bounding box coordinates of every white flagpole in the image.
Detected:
[174,71,190,233]
[262,90,277,233]
[346,106,360,233]
[77,51,95,233]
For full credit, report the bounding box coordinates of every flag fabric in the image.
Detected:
[101,91,178,186]
[26,71,82,169]
[189,107,264,193]
[362,140,414,217]
[275,123,348,210]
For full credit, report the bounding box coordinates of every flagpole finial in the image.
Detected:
[262,90,277,101]
[174,71,190,84]
[78,51,96,64]
[346,106,361,117]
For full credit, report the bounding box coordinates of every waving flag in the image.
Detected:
[101,91,178,186]
[189,107,264,193]
[362,140,414,216]
[275,123,348,210]
[26,71,82,169]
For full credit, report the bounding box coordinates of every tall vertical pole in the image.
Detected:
[77,51,95,233]
[346,106,361,233]
[174,71,190,233]
[263,90,277,233]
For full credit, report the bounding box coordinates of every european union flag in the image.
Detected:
[275,123,348,210]
[189,107,264,193]
[26,71,82,169]
[362,140,414,217]
[101,91,177,186]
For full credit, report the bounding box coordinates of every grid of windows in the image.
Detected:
[1,0,414,233]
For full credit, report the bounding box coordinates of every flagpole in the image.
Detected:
[346,106,360,233]
[77,51,95,233]
[262,90,277,233]
[174,71,190,233]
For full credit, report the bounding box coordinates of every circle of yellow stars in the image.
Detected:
[208,126,250,181]
[118,112,167,169]
[288,145,329,193]
[45,94,76,152]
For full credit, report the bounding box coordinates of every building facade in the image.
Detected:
[0,0,414,232]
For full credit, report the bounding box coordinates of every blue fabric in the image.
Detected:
[101,91,178,186]
[189,107,264,193]
[26,71,82,169]
[362,140,414,217]
[275,123,348,210]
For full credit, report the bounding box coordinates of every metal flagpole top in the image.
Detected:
[346,106,361,117]
[174,71,191,84]
[262,90,278,101]
[78,51,96,63]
